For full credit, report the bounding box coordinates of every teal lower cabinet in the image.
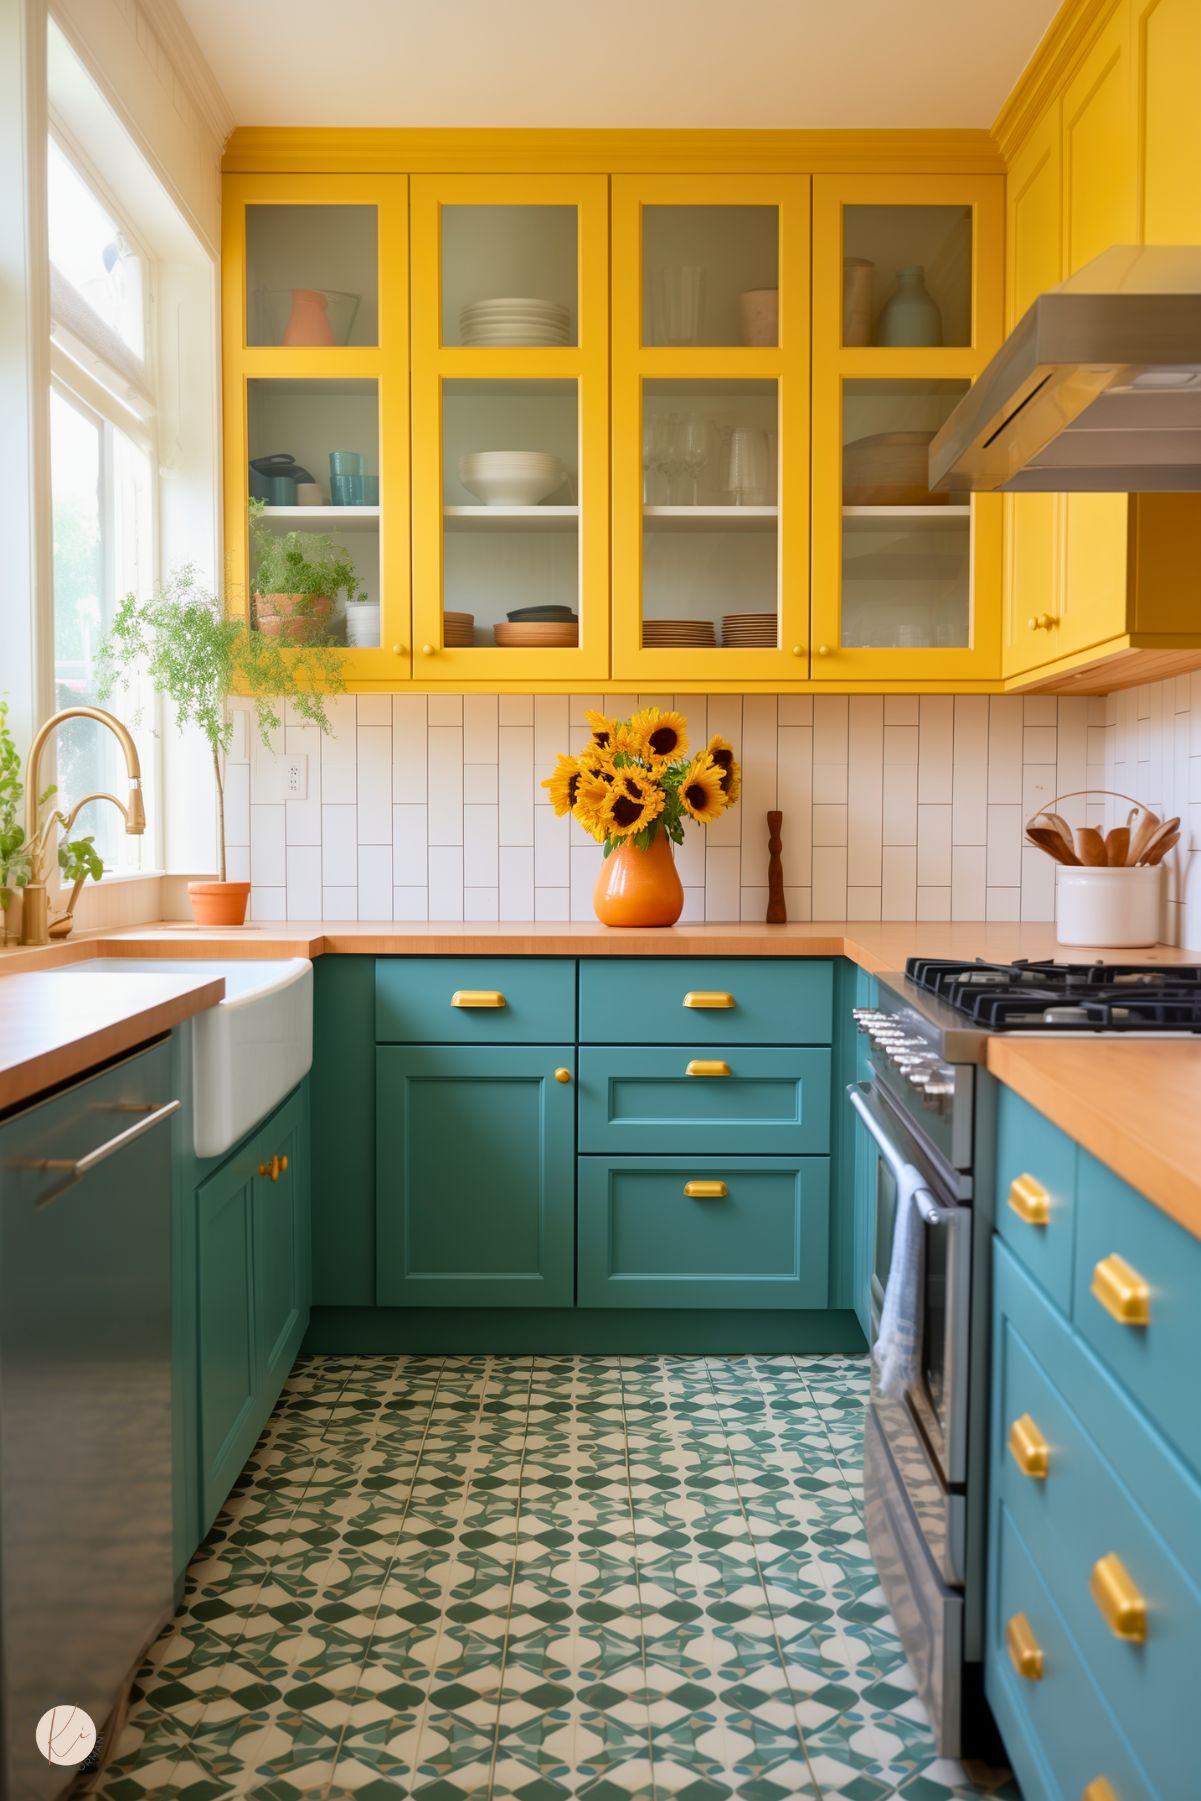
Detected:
[578,1047,831,1156]
[578,1156,829,1309]
[376,1044,575,1307]
[194,1084,310,1536]
[989,1080,1201,1801]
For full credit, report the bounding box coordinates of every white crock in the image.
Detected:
[1055,864,1163,947]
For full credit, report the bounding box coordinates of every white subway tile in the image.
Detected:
[499,845,535,918]
[674,819,707,887]
[812,804,848,846]
[226,844,250,883]
[392,695,428,802]
[392,886,428,921]
[987,886,1022,922]
[704,845,741,920]
[249,886,286,922]
[499,694,533,726]
[680,885,706,923]
[811,846,847,919]
[356,727,392,843]
[741,887,769,921]
[847,696,883,886]
[776,726,812,887]
[951,844,986,920]
[286,845,321,919]
[813,694,848,764]
[391,803,428,887]
[357,845,393,919]
[426,726,463,847]
[428,694,463,726]
[224,761,250,847]
[812,762,848,804]
[951,697,989,845]
[1021,843,1056,921]
[464,887,500,921]
[284,725,322,846]
[918,696,955,804]
[846,886,882,921]
[987,803,1023,888]
[884,696,919,725]
[987,696,1024,802]
[917,805,952,886]
[1023,725,1058,764]
[533,696,570,801]
[534,887,570,921]
[463,693,499,764]
[534,804,569,888]
[1022,764,1057,821]
[357,693,391,726]
[777,695,813,726]
[881,846,917,920]
[463,803,499,888]
[570,841,603,918]
[321,887,358,921]
[464,762,499,804]
[250,804,285,887]
[917,885,951,921]
[1023,695,1058,725]
[783,887,812,921]
[428,846,464,920]
[498,726,534,846]
[881,753,918,847]
[322,803,359,886]
[569,695,602,755]
[320,698,358,803]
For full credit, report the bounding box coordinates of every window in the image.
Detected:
[48,135,157,873]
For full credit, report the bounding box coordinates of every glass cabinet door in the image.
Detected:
[611,175,809,684]
[222,174,410,679]
[811,173,1004,683]
[410,175,608,681]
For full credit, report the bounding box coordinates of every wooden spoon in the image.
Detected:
[1137,816,1180,865]
[1026,827,1078,865]
[1127,807,1161,866]
[1144,829,1180,866]
[1075,826,1108,866]
[1041,811,1077,855]
[1105,826,1131,866]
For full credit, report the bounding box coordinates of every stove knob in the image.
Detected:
[852,1009,884,1033]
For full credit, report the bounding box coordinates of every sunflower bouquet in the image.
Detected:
[542,707,741,856]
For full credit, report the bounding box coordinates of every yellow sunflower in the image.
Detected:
[583,709,616,752]
[601,767,667,839]
[630,706,689,765]
[541,753,582,818]
[706,734,742,805]
[679,753,727,825]
[608,721,647,762]
[572,768,612,841]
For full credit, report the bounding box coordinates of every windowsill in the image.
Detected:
[93,869,166,885]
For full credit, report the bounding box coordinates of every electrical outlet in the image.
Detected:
[283,755,308,800]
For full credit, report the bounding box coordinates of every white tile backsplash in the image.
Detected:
[231,689,1201,943]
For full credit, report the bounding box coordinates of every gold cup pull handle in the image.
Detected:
[257,1154,288,1183]
[1007,1413,1050,1480]
[686,1059,731,1077]
[1091,1254,1151,1327]
[1083,1780,1120,1801]
[683,1180,728,1199]
[1006,1612,1044,1681]
[683,991,735,1009]
[1008,1173,1050,1227]
[1090,1553,1147,1642]
[452,990,507,1009]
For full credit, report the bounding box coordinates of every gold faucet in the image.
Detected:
[19,706,145,946]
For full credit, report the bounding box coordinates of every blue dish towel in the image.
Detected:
[873,1161,928,1400]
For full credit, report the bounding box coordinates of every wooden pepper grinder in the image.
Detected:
[766,810,786,923]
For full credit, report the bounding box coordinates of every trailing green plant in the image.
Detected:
[58,833,104,886]
[95,565,344,883]
[249,498,366,617]
[0,700,35,940]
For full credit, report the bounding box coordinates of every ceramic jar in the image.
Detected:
[592,830,684,927]
[879,266,942,347]
[843,257,875,345]
[738,288,778,346]
[282,288,335,347]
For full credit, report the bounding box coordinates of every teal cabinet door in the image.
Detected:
[254,1086,310,1407]
[578,1155,830,1309]
[579,957,833,1046]
[376,1045,575,1307]
[196,1155,259,1532]
[850,969,877,1342]
[579,1046,831,1155]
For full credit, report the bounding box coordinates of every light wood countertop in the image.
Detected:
[0,970,224,1113]
[986,1037,1201,1243]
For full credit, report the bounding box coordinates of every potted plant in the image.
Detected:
[96,566,344,927]
[249,499,365,644]
[542,706,741,926]
[0,701,33,943]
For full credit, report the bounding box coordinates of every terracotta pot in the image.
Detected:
[282,287,335,347]
[188,881,251,927]
[592,830,684,927]
[254,592,333,645]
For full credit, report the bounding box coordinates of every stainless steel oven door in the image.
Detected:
[849,1081,972,1580]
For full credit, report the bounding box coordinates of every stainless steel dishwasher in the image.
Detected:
[0,1037,178,1799]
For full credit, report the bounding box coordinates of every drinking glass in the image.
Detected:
[727,426,768,505]
[681,415,717,505]
[653,266,706,346]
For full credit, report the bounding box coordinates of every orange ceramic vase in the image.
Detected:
[593,829,684,927]
[188,881,251,927]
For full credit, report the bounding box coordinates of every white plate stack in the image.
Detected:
[460,298,571,347]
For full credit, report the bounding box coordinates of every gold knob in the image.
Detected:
[1027,613,1057,631]
[1007,1173,1050,1227]
[422,643,434,656]
[1008,1413,1050,1479]
[685,1059,731,1077]
[1006,1612,1044,1681]
[684,1180,728,1198]
[392,643,404,655]
[257,1154,288,1183]
[1091,1253,1150,1327]
[554,1067,571,1084]
[1083,1780,1120,1801]
[792,645,803,656]
[817,643,830,656]
[1090,1552,1147,1642]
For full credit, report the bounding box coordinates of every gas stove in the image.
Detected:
[905,957,1201,1034]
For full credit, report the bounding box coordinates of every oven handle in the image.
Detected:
[847,1083,951,1229]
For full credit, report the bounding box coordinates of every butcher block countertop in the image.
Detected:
[0,969,224,1113]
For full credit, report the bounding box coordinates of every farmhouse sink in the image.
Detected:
[67,959,313,1157]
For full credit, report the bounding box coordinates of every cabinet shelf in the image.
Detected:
[643,505,778,533]
[443,505,579,532]
[841,505,970,532]
[258,504,380,533]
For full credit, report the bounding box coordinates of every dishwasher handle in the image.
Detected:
[13,1099,181,1205]
[847,1082,950,1229]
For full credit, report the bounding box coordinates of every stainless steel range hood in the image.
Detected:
[929,246,1201,493]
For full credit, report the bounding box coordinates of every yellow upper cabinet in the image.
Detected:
[810,173,1005,686]
[409,173,609,686]
[221,172,412,684]
[610,174,810,688]
[1136,0,1201,241]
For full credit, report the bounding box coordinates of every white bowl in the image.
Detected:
[460,465,566,506]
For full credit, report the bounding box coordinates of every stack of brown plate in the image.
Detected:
[444,611,474,646]
[494,619,579,647]
[722,613,777,646]
[642,618,717,648]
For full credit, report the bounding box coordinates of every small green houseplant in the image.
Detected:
[249,499,365,644]
[96,566,344,926]
[0,700,107,942]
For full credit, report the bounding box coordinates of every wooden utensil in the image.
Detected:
[1136,816,1180,865]
[1042,811,1077,854]
[1075,826,1108,867]
[1126,807,1162,866]
[1105,826,1130,866]
[1144,829,1180,866]
[1026,827,1078,865]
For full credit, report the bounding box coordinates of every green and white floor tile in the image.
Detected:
[85,1354,1019,1801]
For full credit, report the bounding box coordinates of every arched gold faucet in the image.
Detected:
[19,706,145,945]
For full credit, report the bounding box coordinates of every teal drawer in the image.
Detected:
[1073,1149,1201,1479]
[987,1502,1155,1801]
[995,1271,1201,1799]
[578,957,833,1046]
[996,1086,1077,1314]
[375,957,575,1044]
[578,1046,831,1155]
[577,1155,829,1309]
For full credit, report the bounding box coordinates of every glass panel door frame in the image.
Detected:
[221,172,411,684]
[612,173,810,685]
[811,171,1004,685]
[410,172,609,683]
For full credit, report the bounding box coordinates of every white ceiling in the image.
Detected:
[179,0,1061,131]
